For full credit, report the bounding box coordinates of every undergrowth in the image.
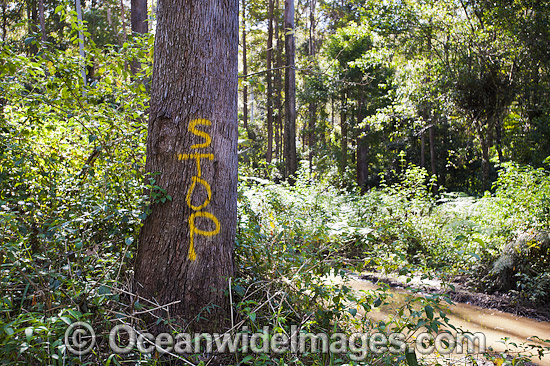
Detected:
[1,31,549,365]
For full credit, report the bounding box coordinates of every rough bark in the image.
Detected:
[284,0,297,181]
[134,0,238,332]
[266,0,274,163]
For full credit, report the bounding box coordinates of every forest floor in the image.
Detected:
[357,271,550,322]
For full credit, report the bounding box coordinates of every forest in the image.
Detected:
[0,0,549,365]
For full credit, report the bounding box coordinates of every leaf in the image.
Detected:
[348,308,357,316]
[25,327,33,342]
[405,349,419,366]
[249,312,256,322]
[239,355,254,365]
[425,305,434,320]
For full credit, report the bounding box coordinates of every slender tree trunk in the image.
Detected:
[495,120,503,162]
[284,0,297,181]
[27,0,38,54]
[307,0,316,174]
[331,96,334,129]
[340,93,347,174]
[266,0,274,163]
[131,0,148,34]
[429,124,437,192]
[2,1,7,41]
[480,132,490,191]
[308,104,316,173]
[134,0,238,332]
[241,0,248,134]
[130,0,147,74]
[38,0,45,41]
[119,0,127,41]
[420,130,425,168]
[274,0,283,162]
[75,0,86,88]
[356,95,368,192]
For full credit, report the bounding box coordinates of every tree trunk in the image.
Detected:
[131,0,148,34]
[429,124,438,193]
[340,93,347,174]
[480,132,490,191]
[495,120,504,162]
[2,1,7,41]
[134,0,238,332]
[308,103,316,173]
[356,95,368,192]
[241,0,248,134]
[27,0,38,54]
[307,0,316,174]
[284,0,297,181]
[75,0,86,88]
[266,0,274,164]
[38,0,45,41]
[274,0,283,162]
[119,0,127,41]
[420,132,426,168]
[130,0,148,74]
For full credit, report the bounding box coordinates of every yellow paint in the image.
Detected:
[177,153,214,177]
[178,118,222,261]
[188,118,212,149]
[185,176,212,211]
[187,211,221,261]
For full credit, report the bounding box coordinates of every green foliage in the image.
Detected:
[0,23,154,365]
[2,0,550,365]
[234,173,456,365]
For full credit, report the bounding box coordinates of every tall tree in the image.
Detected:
[75,0,86,88]
[284,0,297,180]
[119,0,127,41]
[130,0,148,74]
[266,0,274,163]
[38,0,45,41]
[274,0,283,161]
[241,0,249,134]
[27,0,38,54]
[307,0,317,173]
[134,0,238,331]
